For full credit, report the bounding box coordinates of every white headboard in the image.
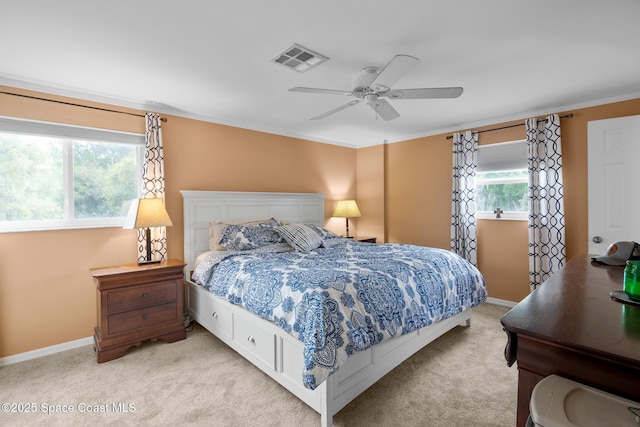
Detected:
[180,190,325,273]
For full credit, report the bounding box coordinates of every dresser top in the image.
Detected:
[501,256,640,365]
[90,259,185,278]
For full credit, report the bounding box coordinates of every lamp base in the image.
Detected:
[138,259,162,266]
[139,227,161,265]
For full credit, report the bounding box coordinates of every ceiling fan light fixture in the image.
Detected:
[271,43,328,73]
[364,94,379,106]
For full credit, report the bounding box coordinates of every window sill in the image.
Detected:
[0,219,126,233]
[477,216,527,221]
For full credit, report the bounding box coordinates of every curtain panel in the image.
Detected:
[526,114,566,290]
[136,112,168,262]
[450,130,478,266]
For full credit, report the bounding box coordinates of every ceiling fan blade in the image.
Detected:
[311,99,361,120]
[370,54,419,91]
[371,99,400,121]
[387,87,464,99]
[289,87,353,96]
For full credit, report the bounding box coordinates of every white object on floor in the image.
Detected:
[529,374,640,427]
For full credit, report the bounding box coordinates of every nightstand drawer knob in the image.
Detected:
[142,313,148,320]
[142,293,148,298]
[212,312,218,319]
[247,336,255,344]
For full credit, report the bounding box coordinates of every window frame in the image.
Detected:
[0,116,144,233]
[476,140,529,221]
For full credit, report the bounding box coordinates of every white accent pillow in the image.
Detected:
[276,223,323,252]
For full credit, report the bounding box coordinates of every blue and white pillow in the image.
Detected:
[210,218,278,251]
[305,224,339,240]
[276,223,323,252]
[220,222,284,251]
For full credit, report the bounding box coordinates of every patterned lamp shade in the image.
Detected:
[333,200,361,238]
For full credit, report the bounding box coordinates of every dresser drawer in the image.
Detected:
[233,312,276,370]
[108,281,177,313]
[108,302,178,335]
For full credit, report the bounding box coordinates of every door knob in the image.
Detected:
[592,236,603,244]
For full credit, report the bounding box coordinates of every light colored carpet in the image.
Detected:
[0,303,516,427]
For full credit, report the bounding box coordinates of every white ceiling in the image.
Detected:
[1,0,640,148]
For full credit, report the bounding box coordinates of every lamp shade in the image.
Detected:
[333,200,361,218]
[123,198,173,229]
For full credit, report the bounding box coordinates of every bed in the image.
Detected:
[181,190,487,427]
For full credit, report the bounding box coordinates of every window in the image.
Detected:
[0,117,144,232]
[476,140,528,220]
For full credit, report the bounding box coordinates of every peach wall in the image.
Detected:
[380,98,640,303]
[0,87,356,358]
[477,219,530,302]
[355,145,385,242]
[385,133,454,248]
[159,115,358,258]
[2,83,639,359]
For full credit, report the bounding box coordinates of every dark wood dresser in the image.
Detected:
[501,257,640,426]
[90,259,187,363]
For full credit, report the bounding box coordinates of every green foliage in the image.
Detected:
[73,141,137,218]
[476,183,528,211]
[0,134,64,221]
[0,133,138,222]
[476,169,528,212]
[477,170,528,180]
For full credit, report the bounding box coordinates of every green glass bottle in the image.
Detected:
[624,260,640,301]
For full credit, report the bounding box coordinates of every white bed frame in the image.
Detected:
[181,190,471,427]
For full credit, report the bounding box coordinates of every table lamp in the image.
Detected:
[333,199,361,238]
[123,198,173,264]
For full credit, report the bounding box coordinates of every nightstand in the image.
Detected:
[90,259,187,363]
[355,236,377,243]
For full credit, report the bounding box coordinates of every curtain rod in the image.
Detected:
[0,90,167,122]
[446,113,573,140]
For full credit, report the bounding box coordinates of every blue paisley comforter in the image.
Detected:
[192,239,487,390]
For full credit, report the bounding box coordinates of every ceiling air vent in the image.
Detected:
[271,44,328,72]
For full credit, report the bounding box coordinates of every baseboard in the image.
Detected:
[485,297,517,308]
[0,336,93,366]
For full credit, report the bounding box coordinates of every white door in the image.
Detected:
[588,115,640,255]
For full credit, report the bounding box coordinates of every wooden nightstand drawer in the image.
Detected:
[108,301,178,335]
[108,281,177,313]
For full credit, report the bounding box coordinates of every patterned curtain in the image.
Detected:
[526,114,566,290]
[450,130,478,266]
[136,113,168,262]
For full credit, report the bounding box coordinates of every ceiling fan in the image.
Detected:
[289,54,463,121]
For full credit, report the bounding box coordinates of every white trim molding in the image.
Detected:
[486,296,518,308]
[0,336,93,367]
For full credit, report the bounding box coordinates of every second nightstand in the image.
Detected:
[355,236,377,243]
[90,259,187,363]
